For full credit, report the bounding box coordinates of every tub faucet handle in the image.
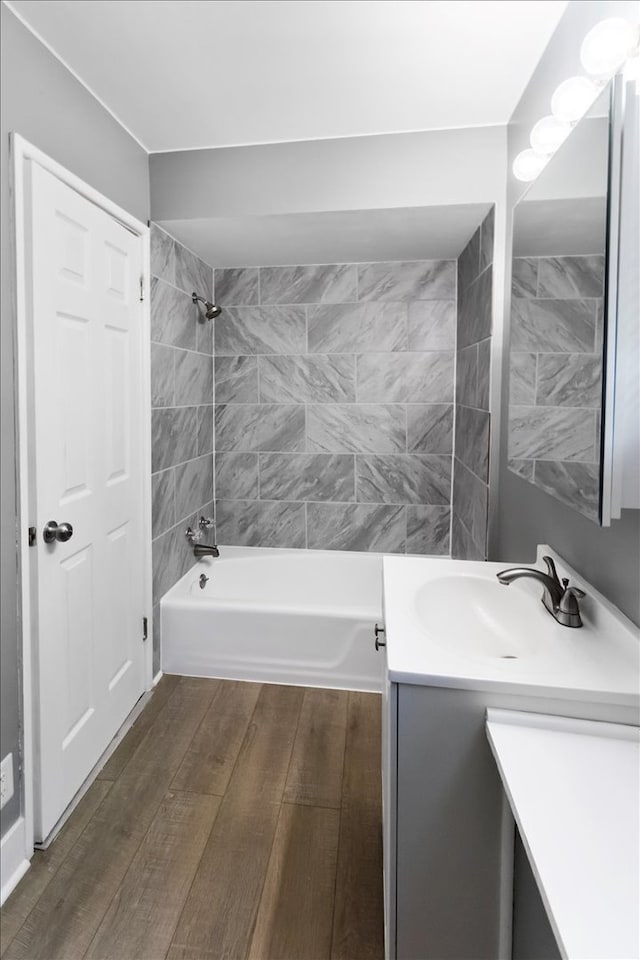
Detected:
[199,516,215,531]
[185,526,202,544]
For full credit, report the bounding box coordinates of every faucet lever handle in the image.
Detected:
[542,555,561,585]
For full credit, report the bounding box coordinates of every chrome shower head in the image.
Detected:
[192,292,222,320]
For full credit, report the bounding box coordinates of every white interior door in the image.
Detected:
[27,161,147,842]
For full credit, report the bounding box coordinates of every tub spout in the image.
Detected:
[193,543,219,558]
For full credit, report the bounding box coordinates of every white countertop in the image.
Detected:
[382,546,640,705]
[486,710,640,960]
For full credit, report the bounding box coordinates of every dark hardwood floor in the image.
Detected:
[1,676,384,960]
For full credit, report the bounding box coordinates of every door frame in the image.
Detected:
[10,133,154,861]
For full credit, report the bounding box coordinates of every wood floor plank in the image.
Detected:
[171,680,262,796]
[166,683,305,960]
[283,688,348,809]
[331,692,384,960]
[4,678,218,960]
[85,790,220,960]
[248,803,340,960]
[0,780,112,958]
[97,674,181,781]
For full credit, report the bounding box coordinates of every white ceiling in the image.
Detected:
[6,0,568,152]
[160,203,492,268]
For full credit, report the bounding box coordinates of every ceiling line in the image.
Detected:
[147,120,509,155]
[3,0,151,154]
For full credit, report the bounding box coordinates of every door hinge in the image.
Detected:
[139,276,144,302]
[28,526,37,547]
[142,616,148,642]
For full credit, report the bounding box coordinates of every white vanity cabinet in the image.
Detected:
[380,552,640,960]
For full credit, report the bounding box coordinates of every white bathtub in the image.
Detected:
[161,546,385,692]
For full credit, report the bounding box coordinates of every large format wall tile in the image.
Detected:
[152,406,198,472]
[197,405,213,456]
[151,278,197,351]
[215,452,259,500]
[175,455,214,522]
[452,457,488,552]
[216,499,306,548]
[458,267,492,348]
[510,353,536,405]
[151,342,175,408]
[455,406,490,481]
[259,453,355,502]
[152,469,175,539]
[452,209,494,560]
[260,264,357,304]
[150,227,215,674]
[511,298,596,353]
[358,260,456,301]
[150,224,175,285]
[407,300,456,351]
[509,406,596,461]
[214,267,259,305]
[259,355,355,403]
[406,505,450,556]
[533,461,599,520]
[306,503,405,553]
[175,243,212,299]
[536,354,601,407]
[307,404,405,453]
[215,305,306,355]
[480,207,494,273]
[174,350,213,406]
[458,227,480,291]
[537,255,604,299]
[210,256,465,556]
[357,352,454,402]
[357,454,451,505]
[216,403,305,452]
[308,302,407,353]
[215,356,259,403]
[406,404,453,454]
[508,252,604,514]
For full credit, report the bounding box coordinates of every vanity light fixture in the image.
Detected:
[529,115,572,155]
[580,17,639,80]
[512,148,549,183]
[513,15,639,182]
[550,75,601,122]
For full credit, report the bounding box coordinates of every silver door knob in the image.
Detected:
[43,520,73,543]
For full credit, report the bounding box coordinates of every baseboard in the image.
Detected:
[0,816,30,906]
[152,669,163,687]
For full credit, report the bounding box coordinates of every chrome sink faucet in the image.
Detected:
[186,516,219,558]
[496,555,586,628]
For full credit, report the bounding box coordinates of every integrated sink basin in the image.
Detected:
[414,575,542,660]
[383,546,640,704]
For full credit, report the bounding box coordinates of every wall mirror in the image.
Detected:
[508,82,613,524]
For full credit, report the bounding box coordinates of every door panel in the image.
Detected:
[28,161,146,841]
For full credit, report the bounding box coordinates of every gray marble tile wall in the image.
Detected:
[213,259,457,555]
[150,224,214,672]
[508,255,604,521]
[451,208,494,560]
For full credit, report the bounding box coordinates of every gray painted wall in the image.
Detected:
[452,209,494,559]
[493,0,640,628]
[149,225,215,672]
[212,261,455,554]
[0,4,149,837]
[150,125,507,221]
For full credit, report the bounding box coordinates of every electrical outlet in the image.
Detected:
[0,753,14,810]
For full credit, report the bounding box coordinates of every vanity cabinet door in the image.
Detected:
[382,673,398,959]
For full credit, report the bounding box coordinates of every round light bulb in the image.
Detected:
[551,76,601,122]
[530,115,572,156]
[580,18,638,80]
[512,149,548,182]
